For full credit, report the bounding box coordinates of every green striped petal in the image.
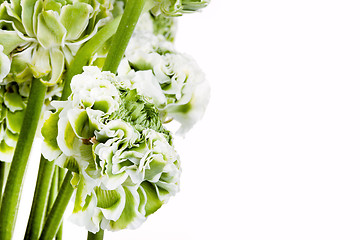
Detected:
[0,45,10,81]
[60,2,93,41]
[36,10,66,49]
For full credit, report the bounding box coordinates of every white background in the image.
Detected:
[15,0,360,239]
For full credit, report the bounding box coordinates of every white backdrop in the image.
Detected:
[14,1,360,239]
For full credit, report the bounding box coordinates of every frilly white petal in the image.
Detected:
[0,45,11,83]
[167,77,210,136]
[70,193,102,234]
[127,70,167,107]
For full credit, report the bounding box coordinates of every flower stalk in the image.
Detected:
[87,229,104,240]
[56,167,66,240]
[47,167,59,214]
[0,161,5,201]
[24,156,55,240]
[39,171,74,240]
[102,0,148,73]
[0,78,47,240]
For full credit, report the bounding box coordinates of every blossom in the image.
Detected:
[119,31,210,135]
[150,0,210,16]
[0,0,114,85]
[41,66,181,232]
[136,12,177,42]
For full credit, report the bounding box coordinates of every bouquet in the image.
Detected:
[0,0,210,239]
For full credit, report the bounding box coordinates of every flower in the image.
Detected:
[41,66,181,232]
[0,0,114,85]
[119,31,210,135]
[149,0,210,16]
[136,11,177,42]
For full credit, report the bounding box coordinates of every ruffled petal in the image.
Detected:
[0,45,10,82]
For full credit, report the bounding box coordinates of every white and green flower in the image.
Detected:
[0,0,115,85]
[41,66,181,232]
[119,31,210,135]
[136,11,177,42]
[149,0,210,16]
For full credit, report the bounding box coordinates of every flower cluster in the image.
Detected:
[0,0,210,237]
[121,31,210,135]
[42,67,181,232]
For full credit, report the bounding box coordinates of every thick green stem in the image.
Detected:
[102,0,147,73]
[87,229,104,240]
[24,156,55,240]
[39,170,74,240]
[0,161,5,201]
[61,16,121,100]
[0,78,46,240]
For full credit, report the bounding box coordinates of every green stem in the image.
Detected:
[61,16,121,100]
[24,156,55,240]
[47,166,59,214]
[58,167,66,187]
[0,78,46,240]
[56,220,63,240]
[0,161,5,202]
[87,229,104,240]
[39,170,74,240]
[102,0,147,73]
[56,167,65,240]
